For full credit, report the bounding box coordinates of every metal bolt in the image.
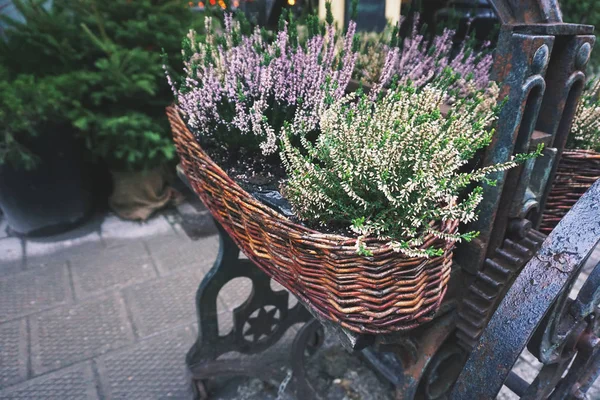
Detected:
[508,219,532,240]
[576,42,592,70]
[531,45,549,74]
[521,198,539,220]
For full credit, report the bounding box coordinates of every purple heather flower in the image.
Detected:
[370,14,493,96]
[170,15,359,156]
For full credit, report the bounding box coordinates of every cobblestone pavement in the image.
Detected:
[0,190,598,399]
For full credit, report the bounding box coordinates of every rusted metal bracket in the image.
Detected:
[456,19,595,274]
[490,0,562,24]
[185,220,320,398]
[456,27,554,272]
[361,312,462,400]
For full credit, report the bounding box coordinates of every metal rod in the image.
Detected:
[505,371,530,397]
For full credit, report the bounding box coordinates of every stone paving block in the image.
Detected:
[0,362,98,400]
[218,276,254,312]
[173,208,217,240]
[145,234,218,276]
[25,233,103,263]
[511,356,542,386]
[69,241,156,299]
[216,303,235,337]
[176,202,202,216]
[583,243,600,275]
[0,260,23,277]
[178,195,207,213]
[0,218,8,239]
[0,238,24,276]
[0,263,71,322]
[496,386,518,400]
[589,380,600,399]
[0,320,28,389]
[123,267,203,338]
[101,214,175,245]
[162,209,184,230]
[30,294,134,375]
[18,212,104,266]
[96,325,195,400]
[27,211,104,253]
[0,236,20,261]
[518,348,543,370]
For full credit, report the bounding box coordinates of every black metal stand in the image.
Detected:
[186,220,325,399]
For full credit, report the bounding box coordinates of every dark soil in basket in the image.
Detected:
[201,142,355,237]
[202,143,287,191]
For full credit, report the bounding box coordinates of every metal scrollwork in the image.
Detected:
[186,220,320,399]
[290,319,326,399]
[520,256,600,399]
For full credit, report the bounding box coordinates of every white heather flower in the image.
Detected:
[281,81,538,256]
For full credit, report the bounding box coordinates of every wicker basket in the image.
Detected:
[540,149,600,234]
[167,106,458,334]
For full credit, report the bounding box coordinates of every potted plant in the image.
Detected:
[64,0,209,220]
[0,70,93,235]
[167,11,539,333]
[1,0,207,221]
[540,80,600,233]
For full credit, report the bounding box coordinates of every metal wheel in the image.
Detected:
[451,180,600,399]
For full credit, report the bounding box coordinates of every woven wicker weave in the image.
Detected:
[167,106,458,334]
[540,149,600,234]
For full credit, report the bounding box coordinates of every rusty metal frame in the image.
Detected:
[456,12,595,273]
[451,180,600,399]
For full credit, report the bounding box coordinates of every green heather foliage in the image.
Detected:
[0,0,203,171]
[280,78,542,257]
[568,79,600,152]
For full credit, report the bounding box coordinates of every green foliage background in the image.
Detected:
[0,67,86,169]
[560,0,600,71]
[0,0,204,171]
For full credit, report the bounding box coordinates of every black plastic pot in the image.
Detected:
[0,127,94,236]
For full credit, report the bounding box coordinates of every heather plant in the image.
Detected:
[568,79,600,152]
[170,11,358,160]
[355,15,494,99]
[353,28,391,85]
[280,77,541,257]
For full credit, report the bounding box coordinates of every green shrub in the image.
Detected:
[280,78,541,257]
[0,70,89,169]
[1,0,205,171]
